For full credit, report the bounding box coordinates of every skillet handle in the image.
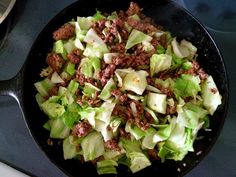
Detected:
[0,67,24,104]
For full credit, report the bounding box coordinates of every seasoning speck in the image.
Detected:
[196,151,202,156]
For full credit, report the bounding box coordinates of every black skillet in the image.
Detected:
[0,0,229,176]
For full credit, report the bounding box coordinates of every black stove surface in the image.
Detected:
[0,0,235,177]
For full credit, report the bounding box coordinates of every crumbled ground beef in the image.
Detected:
[76,69,97,86]
[111,51,149,69]
[91,156,104,165]
[166,104,177,115]
[120,94,128,103]
[127,18,158,34]
[148,149,160,160]
[151,37,159,49]
[119,128,131,139]
[144,110,155,123]
[210,88,218,94]
[72,121,92,137]
[132,101,150,130]
[125,107,134,120]
[76,96,83,106]
[110,43,126,53]
[155,83,174,97]
[99,63,116,86]
[67,49,83,64]
[87,91,101,107]
[157,69,178,80]
[198,68,208,80]
[111,89,128,104]
[183,96,193,102]
[46,53,64,73]
[76,69,86,85]
[53,23,75,40]
[146,75,155,85]
[104,139,121,151]
[92,17,128,45]
[179,61,208,80]
[126,2,142,16]
[159,33,168,48]
[47,138,53,146]
[47,85,59,97]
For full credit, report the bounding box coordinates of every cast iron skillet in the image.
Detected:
[0,0,229,176]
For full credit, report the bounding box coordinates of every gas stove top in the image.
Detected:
[0,1,235,177]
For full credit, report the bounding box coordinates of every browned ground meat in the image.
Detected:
[87,91,101,107]
[99,63,116,86]
[180,61,208,80]
[67,49,83,64]
[111,89,128,104]
[91,156,104,165]
[120,94,128,103]
[144,110,155,123]
[197,68,208,80]
[111,89,122,97]
[148,149,160,160]
[125,107,134,120]
[183,96,193,102]
[46,53,64,73]
[53,23,75,40]
[127,18,158,34]
[92,19,106,37]
[126,2,142,16]
[112,105,122,116]
[210,88,218,94]
[119,128,131,139]
[76,69,86,85]
[47,85,59,97]
[47,138,53,146]
[158,69,179,80]
[112,51,149,69]
[159,33,168,48]
[104,139,121,151]
[128,100,150,130]
[127,18,145,32]
[110,43,126,53]
[133,101,144,119]
[146,75,155,85]
[104,63,116,77]
[151,37,159,49]
[76,69,97,86]
[72,121,92,137]
[166,103,177,115]
[93,17,128,45]
[76,96,83,106]
[136,119,150,131]
[155,83,174,97]
[87,99,101,107]
[112,104,134,121]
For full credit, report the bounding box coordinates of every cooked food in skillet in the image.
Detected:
[34,2,222,174]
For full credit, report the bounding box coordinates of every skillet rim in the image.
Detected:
[21,0,229,176]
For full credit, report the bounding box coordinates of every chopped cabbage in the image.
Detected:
[201,76,222,115]
[174,74,201,99]
[147,92,167,114]
[125,29,152,49]
[150,54,172,76]
[81,132,105,161]
[122,70,148,95]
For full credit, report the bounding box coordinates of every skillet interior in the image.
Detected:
[22,0,229,176]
